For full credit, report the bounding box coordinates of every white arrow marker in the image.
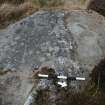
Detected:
[57,81,67,87]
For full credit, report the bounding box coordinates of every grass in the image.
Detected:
[35,0,64,7]
[0,0,89,29]
[34,88,105,105]
[2,0,105,29]
[90,58,105,92]
[0,1,38,28]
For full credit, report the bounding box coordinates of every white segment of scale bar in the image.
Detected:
[76,77,85,80]
[38,74,49,78]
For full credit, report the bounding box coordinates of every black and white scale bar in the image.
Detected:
[38,74,85,81]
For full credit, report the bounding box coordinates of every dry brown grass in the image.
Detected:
[0,1,39,28]
[0,0,25,5]
[87,0,105,16]
[90,58,105,91]
[0,0,89,28]
[0,0,65,28]
[62,0,90,10]
[34,88,105,105]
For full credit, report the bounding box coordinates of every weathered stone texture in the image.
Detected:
[0,10,105,105]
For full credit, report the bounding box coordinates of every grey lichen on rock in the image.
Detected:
[0,10,105,105]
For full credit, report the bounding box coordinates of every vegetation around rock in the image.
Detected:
[90,58,105,91]
[1,0,105,28]
[0,0,88,28]
[88,0,105,16]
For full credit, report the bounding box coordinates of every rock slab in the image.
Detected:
[0,10,105,105]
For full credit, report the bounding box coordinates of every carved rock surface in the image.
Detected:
[0,10,105,105]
